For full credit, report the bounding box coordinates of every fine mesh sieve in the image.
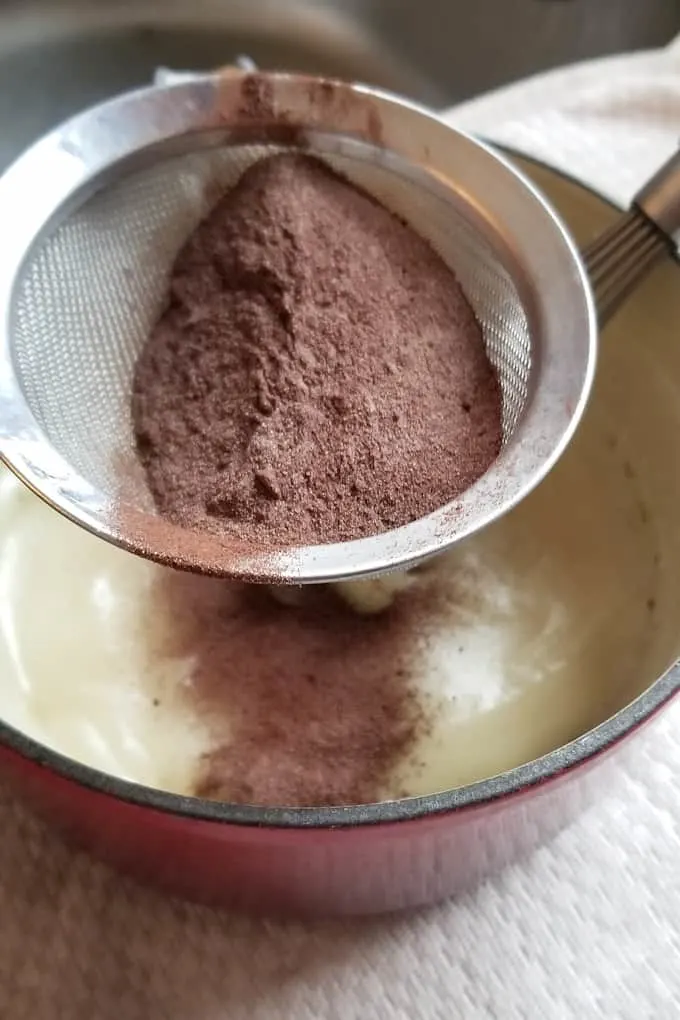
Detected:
[0,70,597,583]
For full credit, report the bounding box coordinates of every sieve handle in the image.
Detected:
[633,147,680,247]
[582,146,680,325]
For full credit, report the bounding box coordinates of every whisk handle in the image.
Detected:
[634,148,680,246]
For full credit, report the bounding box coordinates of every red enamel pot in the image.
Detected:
[0,156,677,916]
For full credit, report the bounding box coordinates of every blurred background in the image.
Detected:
[1,0,679,169]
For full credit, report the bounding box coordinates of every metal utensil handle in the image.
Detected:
[582,147,680,325]
[634,148,680,246]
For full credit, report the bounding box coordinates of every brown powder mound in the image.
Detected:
[132,152,502,547]
[153,572,436,807]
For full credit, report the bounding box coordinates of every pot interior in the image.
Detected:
[0,158,678,806]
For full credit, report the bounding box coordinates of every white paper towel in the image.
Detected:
[1,42,680,1020]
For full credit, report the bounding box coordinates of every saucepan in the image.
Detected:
[0,145,676,913]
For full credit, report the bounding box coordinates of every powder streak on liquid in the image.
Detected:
[154,572,438,806]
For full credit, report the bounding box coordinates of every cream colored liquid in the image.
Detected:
[0,403,659,799]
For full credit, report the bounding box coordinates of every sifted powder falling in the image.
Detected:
[132,152,502,547]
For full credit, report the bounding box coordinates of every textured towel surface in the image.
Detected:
[2,41,680,1020]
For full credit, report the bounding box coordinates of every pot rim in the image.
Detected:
[1,152,678,829]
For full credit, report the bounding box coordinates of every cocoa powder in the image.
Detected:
[153,570,437,806]
[132,152,502,547]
